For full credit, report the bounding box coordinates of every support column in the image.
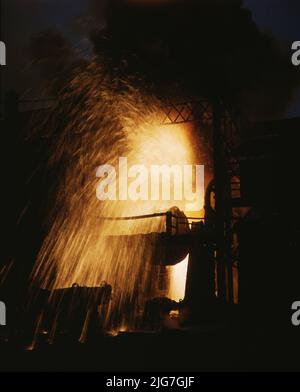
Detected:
[213,98,227,302]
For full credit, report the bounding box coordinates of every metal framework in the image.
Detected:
[160,99,239,151]
[17,98,239,148]
[160,98,240,304]
[160,100,213,126]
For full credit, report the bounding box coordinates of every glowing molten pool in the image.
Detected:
[168,254,189,302]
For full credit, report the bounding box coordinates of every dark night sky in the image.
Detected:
[1,0,300,117]
[244,0,300,42]
[244,0,300,117]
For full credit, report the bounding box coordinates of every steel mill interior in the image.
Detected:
[1,0,299,372]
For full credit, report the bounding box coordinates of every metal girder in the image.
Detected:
[161,99,239,152]
[160,100,213,126]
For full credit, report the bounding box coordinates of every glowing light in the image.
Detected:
[31,64,204,336]
[167,254,189,302]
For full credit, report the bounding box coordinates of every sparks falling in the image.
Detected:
[31,60,204,335]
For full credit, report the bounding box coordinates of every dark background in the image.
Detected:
[1,0,300,118]
[0,0,300,373]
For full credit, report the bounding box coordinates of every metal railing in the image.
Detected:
[98,211,205,236]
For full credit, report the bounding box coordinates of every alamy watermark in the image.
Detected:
[0,41,6,66]
[291,41,300,66]
[96,157,204,212]
[291,301,300,327]
[0,301,6,326]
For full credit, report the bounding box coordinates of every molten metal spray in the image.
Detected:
[31,61,203,337]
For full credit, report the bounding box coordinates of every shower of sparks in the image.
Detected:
[30,60,204,339]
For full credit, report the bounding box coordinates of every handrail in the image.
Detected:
[97,212,166,221]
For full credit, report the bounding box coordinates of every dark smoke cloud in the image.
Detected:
[89,0,300,122]
[28,29,87,94]
[21,0,300,122]
[2,0,92,98]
